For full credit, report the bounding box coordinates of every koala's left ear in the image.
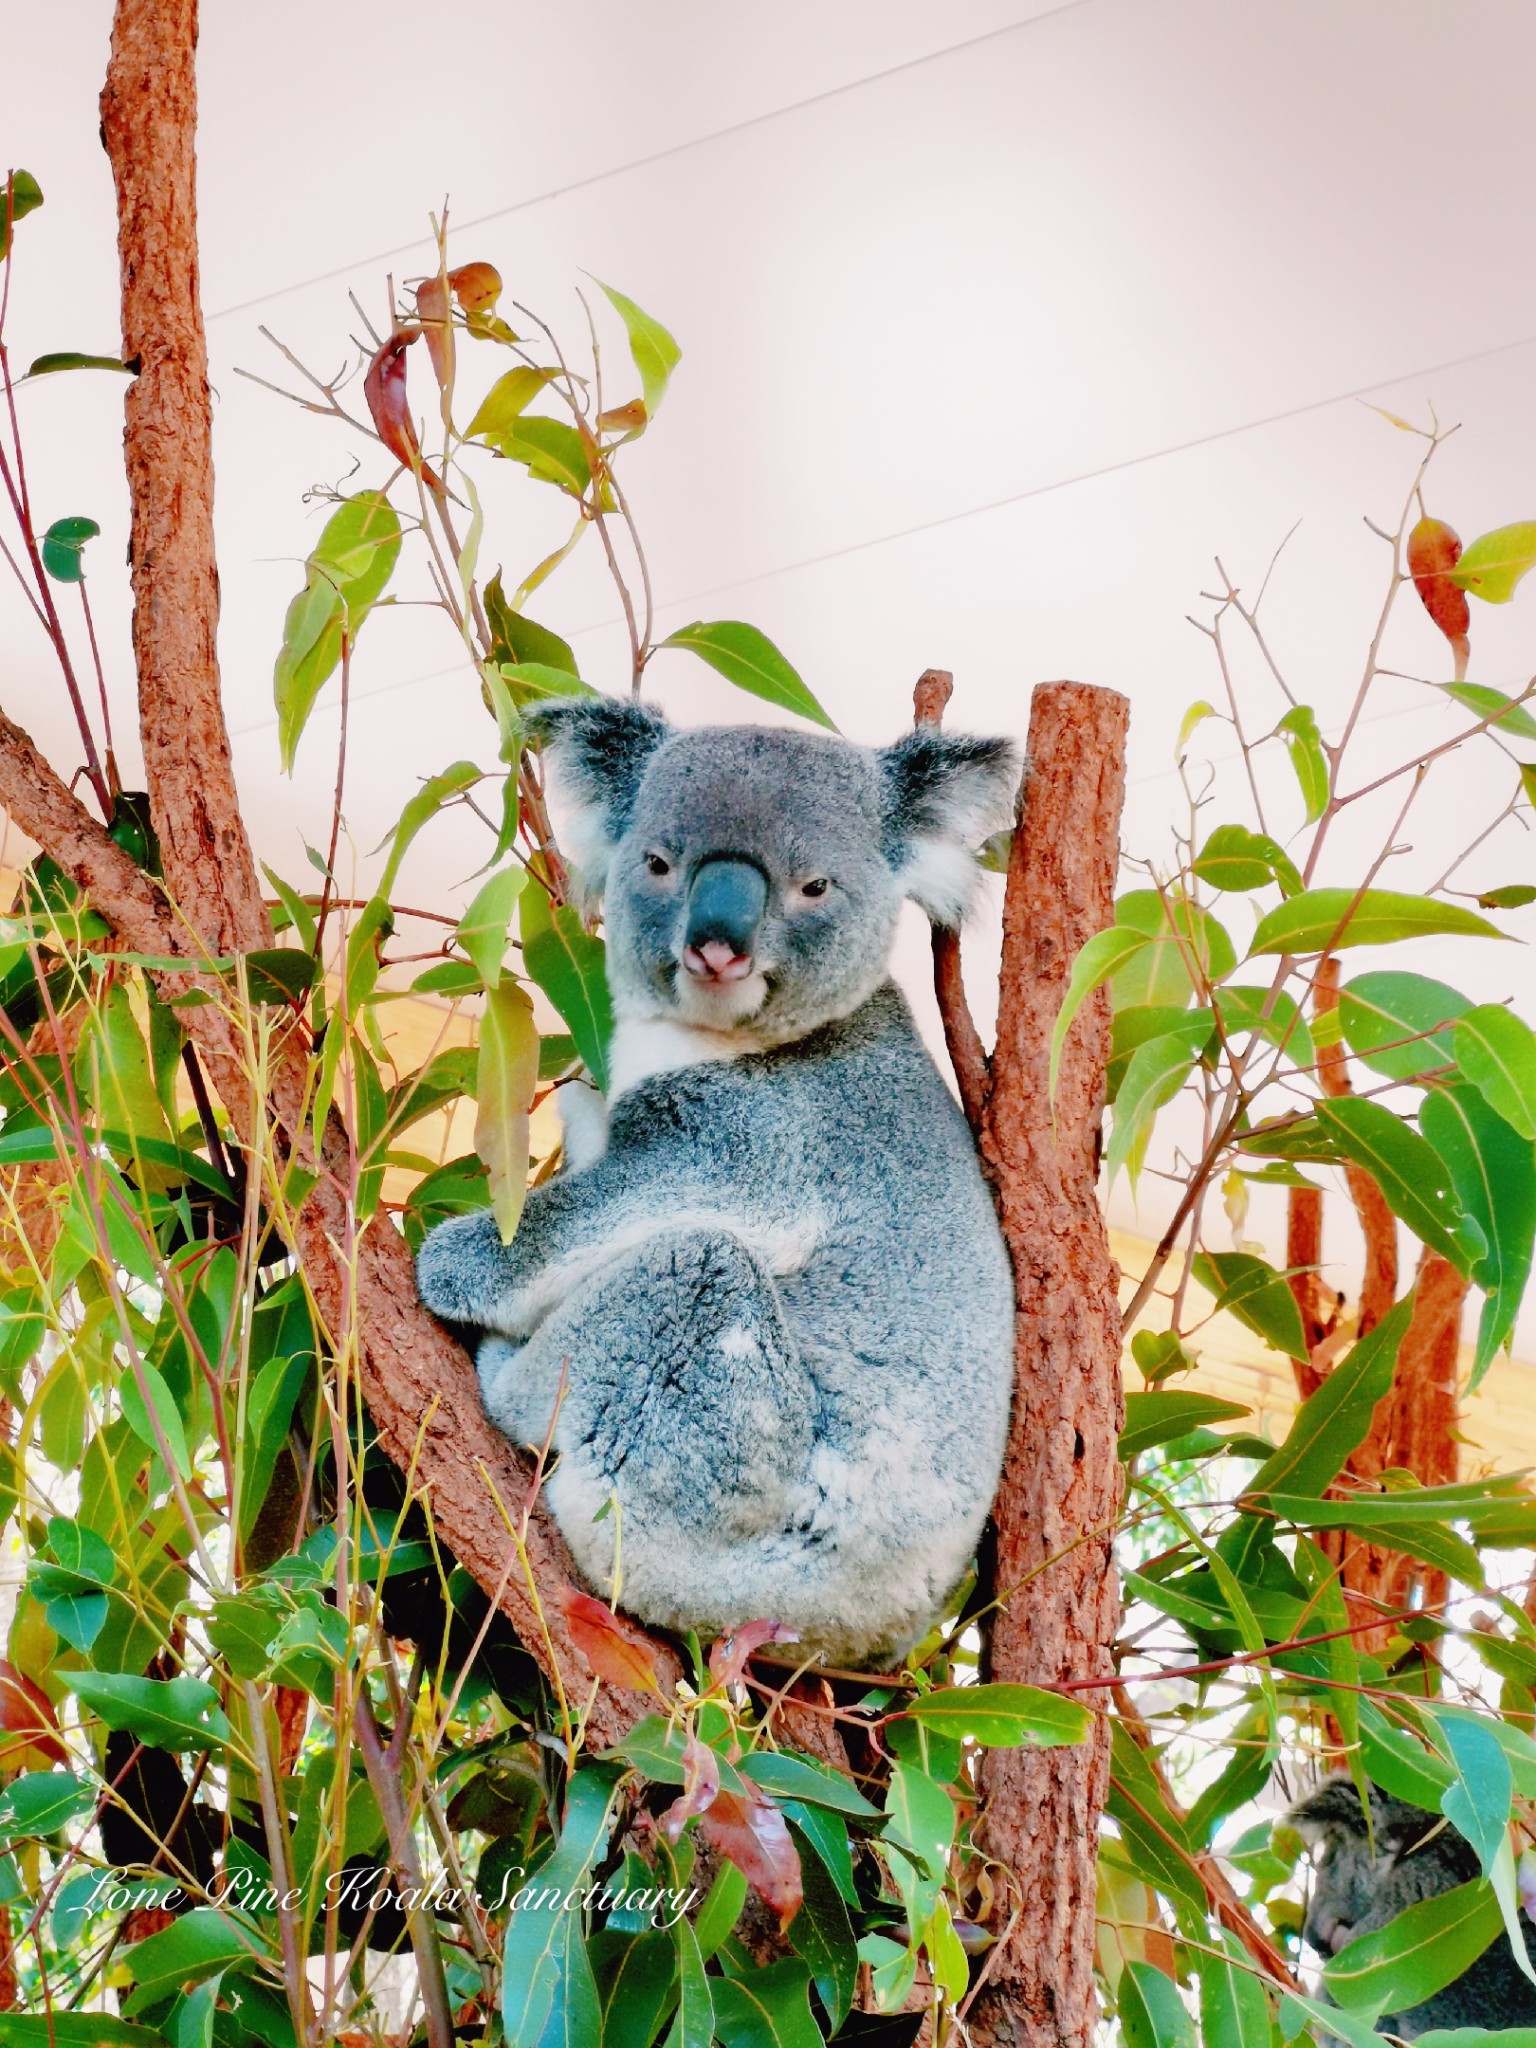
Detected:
[525,694,671,903]
[878,730,1021,927]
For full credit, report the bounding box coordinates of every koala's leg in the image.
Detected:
[483,1228,816,1595]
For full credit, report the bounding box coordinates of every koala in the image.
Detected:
[416,697,1019,1664]
[1290,1775,1536,2038]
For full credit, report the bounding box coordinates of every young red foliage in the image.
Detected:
[699,1786,803,1929]
[1407,515,1471,677]
[556,1586,663,1696]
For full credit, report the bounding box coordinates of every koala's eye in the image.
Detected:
[644,852,673,879]
[799,877,831,900]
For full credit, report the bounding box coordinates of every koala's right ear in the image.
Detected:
[524,695,671,904]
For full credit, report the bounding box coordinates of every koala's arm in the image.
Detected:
[415,1112,810,1340]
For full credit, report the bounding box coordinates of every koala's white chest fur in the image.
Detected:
[608,1014,764,1101]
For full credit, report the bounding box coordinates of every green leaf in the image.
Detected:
[1193,823,1303,895]
[521,881,614,1092]
[1259,1483,1536,1546]
[119,1359,191,1478]
[901,1682,1089,1748]
[785,1826,855,2030]
[1455,1004,1536,1139]
[1438,1713,1512,1881]
[709,1959,821,2048]
[597,282,682,419]
[0,1771,91,1838]
[1450,523,1536,604]
[1120,1391,1249,1460]
[1247,1296,1414,1496]
[1251,888,1509,956]
[476,980,540,1244]
[1295,1537,1364,1789]
[1441,681,1536,740]
[0,2021,167,2048]
[503,1767,622,2048]
[121,1909,266,2014]
[378,761,482,895]
[1325,1878,1504,2018]
[275,491,402,770]
[1177,699,1219,750]
[1339,970,1469,1080]
[1111,890,1237,1008]
[25,352,132,379]
[1359,1705,1456,1809]
[242,947,318,1006]
[595,1929,677,2048]
[661,1915,712,2048]
[457,866,525,990]
[1191,1251,1310,1362]
[781,1803,857,1907]
[466,366,559,444]
[41,516,100,583]
[738,1752,879,1819]
[497,416,593,496]
[1317,1096,1486,1272]
[1198,1929,1271,2048]
[885,1760,955,1880]
[1186,1707,1275,1844]
[1106,1012,1212,1188]
[1214,985,1314,1066]
[1421,1085,1536,1381]
[69,1673,229,1752]
[484,572,579,674]
[1277,705,1329,821]
[0,171,44,260]
[498,661,597,709]
[1051,926,1152,1094]
[1129,1327,1199,1383]
[1279,1989,1388,2048]
[1481,885,1536,909]
[694,1861,748,1960]
[659,621,835,730]
[1120,1960,1196,2048]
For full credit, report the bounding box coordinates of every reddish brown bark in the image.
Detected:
[100,0,269,957]
[964,682,1130,2048]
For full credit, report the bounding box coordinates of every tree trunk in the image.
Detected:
[966,682,1130,2048]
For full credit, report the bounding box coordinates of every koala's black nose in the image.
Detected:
[683,857,767,984]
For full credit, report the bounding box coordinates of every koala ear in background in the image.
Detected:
[1288,1775,1370,1843]
[878,729,1022,928]
[524,695,671,906]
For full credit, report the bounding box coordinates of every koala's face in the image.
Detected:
[531,699,1018,1047]
[607,728,903,1037]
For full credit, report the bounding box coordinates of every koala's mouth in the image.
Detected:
[667,956,776,1028]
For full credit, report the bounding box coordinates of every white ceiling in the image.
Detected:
[9,1,1536,1359]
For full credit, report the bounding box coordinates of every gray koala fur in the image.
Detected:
[1289,1775,1536,2037]
[416,698,1019,1663]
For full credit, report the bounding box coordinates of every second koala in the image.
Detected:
[416,698,1018,1663]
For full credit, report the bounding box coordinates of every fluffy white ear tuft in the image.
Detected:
[524,695,671,909]
[878,728,1021,929]
[897,838,984,927]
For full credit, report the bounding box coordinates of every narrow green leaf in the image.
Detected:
[25,352,132,379]
[694,1862,747,1960]
[120,1910,266,2014]
[1120,1960,1195,2048]
[1250,888,1508,956]
[1198,1929,1271,2048]
[466,366,559,444]
[1325,1877,1503,2017]
[496,416,593,496]
[709,1958,820,2048]
[1191,1251,1310,1363]
[1120,1391,1249,1460]
[1105,1012,1212,1188]
[1437,1713,1512,1880]
[1481,885,1536,909]
[521,881,613,1092]
[484,571,579,674]
[1246,1295,1414,1496]
[659,621,834,730]
[1441,681,1536,739]
[662,1916,713,2048]
[1449,523,1536,604]
[738,1752,879,1819]
[1277,705,1329,821]
[1421,1085,1536,1382]
[901,1683,1089,1748]
[120,1360,191,1478]
[456,867,525,990]
[1051,926,1151,1095]
[786,1830,856,2030]
[595,1928,678,2048]
[1339,971,1469,1080]
[502,1767,622,2048]
[1317,1097,1486,1272]
[69,1673,229,1752]
[377,761,483,895]
[476,980,540,1244]
[1455,1004,1536,1139]
[597,281,682,419]
[498,661,597,709]
[275,491,401,771]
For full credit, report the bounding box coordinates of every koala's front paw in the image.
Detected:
[415,1209,508,1326]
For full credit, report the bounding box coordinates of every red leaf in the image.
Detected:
[557,1586,662,1695]
[362,331,443,495]
[699,1786,803,1929]
[415,276,453,392]
[708,1618,799,1691]
[448,262,502,311]
[1408,516,1471,679]
[0,1661,65,1771]
[660,1728,721,1842]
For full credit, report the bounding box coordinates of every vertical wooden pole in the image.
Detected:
[969,681,1130,2048]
